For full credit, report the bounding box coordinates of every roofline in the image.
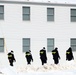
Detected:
[0,1,76,7]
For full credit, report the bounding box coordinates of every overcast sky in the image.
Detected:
[1,0,76,4]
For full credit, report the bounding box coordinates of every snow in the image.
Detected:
[1,67,18,75]
[0,60,76,75]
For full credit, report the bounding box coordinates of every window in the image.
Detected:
[71,9,76,22]
[47,38,54,52]
[47,8,54,21]
[23,38,30,52]
[71,38,76,51]
[0,38,4,52]
[0,5,4,20]
[22,7,30,21]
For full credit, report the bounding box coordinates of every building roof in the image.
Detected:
[0,0,76,7]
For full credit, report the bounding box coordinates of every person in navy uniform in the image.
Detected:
[66,47,74,61]
[7,50,16,66]
[52,47,60,64]
[40,47,47,65]
[25,50,33,65]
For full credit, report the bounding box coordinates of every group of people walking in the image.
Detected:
[39,47,61,65]
[39,47,74,65]
[7,47,74,66]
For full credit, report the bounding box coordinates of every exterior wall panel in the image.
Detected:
[0,1,76,66]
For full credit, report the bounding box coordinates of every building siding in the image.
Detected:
[0,1,76,66]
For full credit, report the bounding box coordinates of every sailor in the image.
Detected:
[66,47,74,61]
[40,47,47,65]
[25,50,33,65]
[7,50,16,66]
[52,47,60,64]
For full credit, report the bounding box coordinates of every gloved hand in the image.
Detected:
[59,56,61,59]
[14,60,16,62]
[32,59,33,62]
[72,57,74,60]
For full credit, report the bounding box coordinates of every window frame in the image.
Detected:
[22,6,30,21]
[71,9,76,22]
[70,38,76,51]
[22,38,30,52]
[47,38,54,52]
[0,38,4,52]
[47,8,54,21]
[0,5,4,20]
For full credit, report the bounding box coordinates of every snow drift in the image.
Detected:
[0,60,76,75]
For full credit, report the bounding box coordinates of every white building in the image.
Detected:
[0,0,76,66]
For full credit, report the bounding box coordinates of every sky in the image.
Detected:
[1,0,76,4]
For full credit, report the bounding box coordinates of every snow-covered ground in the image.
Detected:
[1,60,76,75]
